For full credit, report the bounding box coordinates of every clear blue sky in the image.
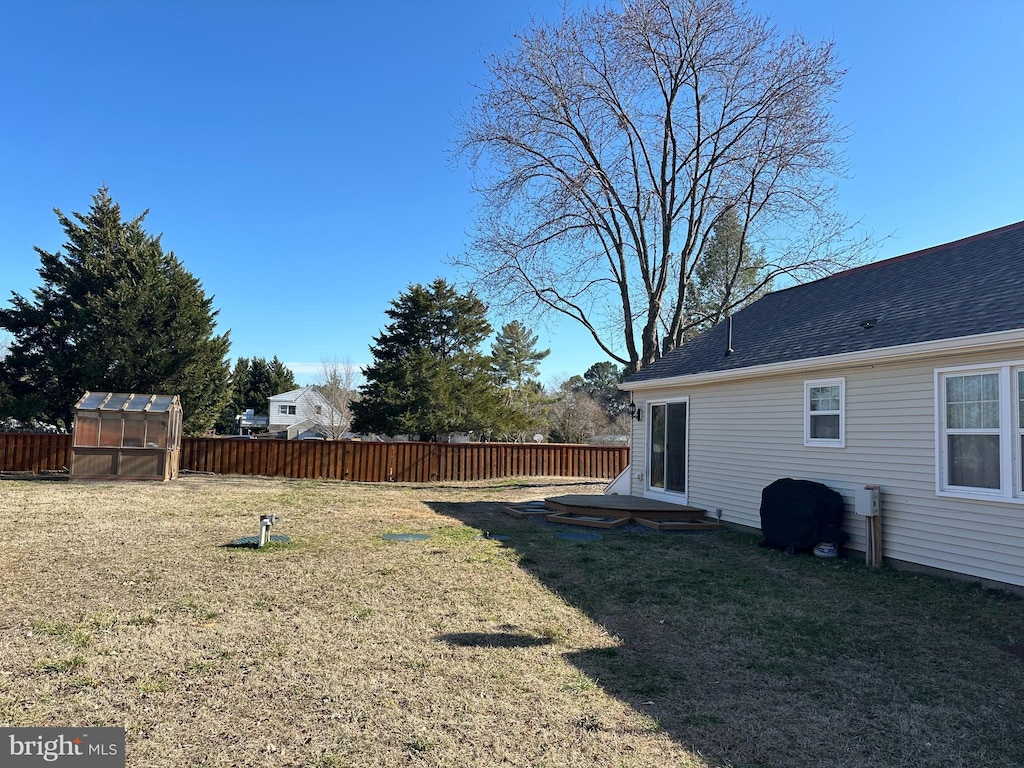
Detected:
[2,1,1022,386]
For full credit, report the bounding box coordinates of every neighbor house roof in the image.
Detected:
[269,386,315,401]
[625,220,1024,385]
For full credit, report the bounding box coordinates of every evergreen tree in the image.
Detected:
[351,279,503,441]
[0,187,231,434]
[216,355,297,433]
[491,321,549,389]
[490,321,549,441]
[688,208,771,334]
[582,361,629,420]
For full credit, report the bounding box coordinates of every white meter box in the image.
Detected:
[855,485,880,517]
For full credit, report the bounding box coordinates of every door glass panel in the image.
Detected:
[666,402,687,493]
[649,405,665,489]
[1018,371,1024,428]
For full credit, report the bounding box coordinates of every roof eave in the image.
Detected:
[620,327,1024,392]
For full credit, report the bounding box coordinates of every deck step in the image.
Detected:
[503,502,558,519]
[634,517,724,531]
[504,495,725,532]
[545,512,631,529]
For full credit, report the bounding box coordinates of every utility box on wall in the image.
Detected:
[70,392,183,481]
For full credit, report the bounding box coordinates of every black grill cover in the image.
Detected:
[759,478,850,552]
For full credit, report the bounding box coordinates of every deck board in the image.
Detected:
[545,494,709,518]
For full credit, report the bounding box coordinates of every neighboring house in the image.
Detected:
[621,220,1024,589]
[266,386,348,440]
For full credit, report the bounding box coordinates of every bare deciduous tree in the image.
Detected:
[311,358,361,439]
[546,378,614,444]
[457,0,869,371]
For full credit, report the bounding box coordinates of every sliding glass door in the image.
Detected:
[649,400,687,495]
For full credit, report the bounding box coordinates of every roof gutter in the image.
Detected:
[620,327,1024,392]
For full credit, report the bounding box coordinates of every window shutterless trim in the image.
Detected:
[804,377,845,448]
[935,361,1024,503]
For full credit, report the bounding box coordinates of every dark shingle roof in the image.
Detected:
[626,220,1024,384]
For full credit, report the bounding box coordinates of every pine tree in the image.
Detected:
[490,321,549,441]
[351,279,502,441]
[217,356,297,433]
[0,187,231,434]
[582,361,629,420]
[689,208,771,334]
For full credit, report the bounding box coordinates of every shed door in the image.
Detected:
[649,401,687,495]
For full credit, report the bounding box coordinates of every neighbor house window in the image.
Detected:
[805,378,845,447]
[279,405,296,415]
[937,363,1024,501]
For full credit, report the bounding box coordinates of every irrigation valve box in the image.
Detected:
[855,485,880,517]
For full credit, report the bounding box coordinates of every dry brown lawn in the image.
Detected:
[1,475,689,767]
[2,474,1023,767]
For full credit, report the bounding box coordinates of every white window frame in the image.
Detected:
[804,377,845,448]
[1018,370,1024,499]
[645,396,689,502]
[935,361,1024,502]
[279,404,297,416]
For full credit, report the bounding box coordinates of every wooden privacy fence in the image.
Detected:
[1,433,629,482]
[0,432,70,473]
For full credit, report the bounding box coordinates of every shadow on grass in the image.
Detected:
[439,631,554,649]
[428,498,1024,768]
[220,535,295,550]
[0,471,69,482]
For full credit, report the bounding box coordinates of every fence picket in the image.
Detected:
[0,433,627,482]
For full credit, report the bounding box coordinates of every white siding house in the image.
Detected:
[622,221,1024,589]
[267,386,348,440]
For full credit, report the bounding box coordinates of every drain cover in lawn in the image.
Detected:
[556,531,603,542]
[229,534,291,547]
[382,533,431,542]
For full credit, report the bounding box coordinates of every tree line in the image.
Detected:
[0,188,628,442]
[350,278,630,443]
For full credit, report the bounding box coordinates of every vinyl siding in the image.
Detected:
[626,346,1024,588]
[268,388,341,429]
[268,397,303,426]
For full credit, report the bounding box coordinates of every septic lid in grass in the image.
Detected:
[229,534,292,548]
[556,531,603,543]
[382,533,431,542]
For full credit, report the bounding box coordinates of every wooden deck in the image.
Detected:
[538,494,724,531]
[545,494,708,518]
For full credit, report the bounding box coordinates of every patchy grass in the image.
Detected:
[1,475,1023,767]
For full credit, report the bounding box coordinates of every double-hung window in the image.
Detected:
[805,378,845,447]
[937,363,1024,500]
